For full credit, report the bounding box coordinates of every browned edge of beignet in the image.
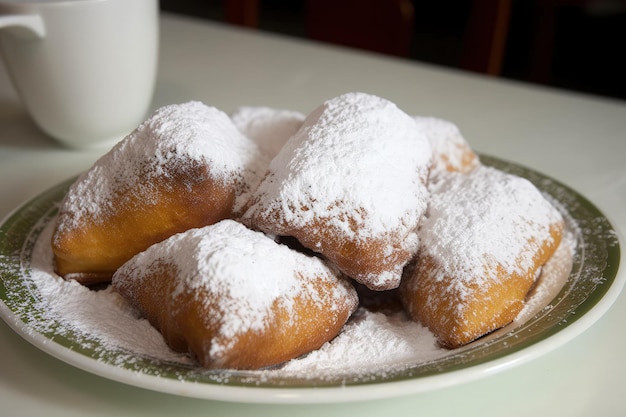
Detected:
[52,160,237,284]
[112,218,360,370]
[401,221,564,349]
[244,205,419,291]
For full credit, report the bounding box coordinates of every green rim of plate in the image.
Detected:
[0,155,622,392]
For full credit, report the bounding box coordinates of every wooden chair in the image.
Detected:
[461,0,512,76]
[461,0,626,81]
[304,0,415,58]
[224,0,260,28]
[224,0,625,82]
[224,0,414,58]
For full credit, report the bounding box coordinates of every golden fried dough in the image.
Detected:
[52,101,267,285]
[242,92,432,291]
[401,166,564,348]
[112,220,358,370]
[413,116,480,183]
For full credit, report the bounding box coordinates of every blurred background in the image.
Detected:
[160,0,626,102]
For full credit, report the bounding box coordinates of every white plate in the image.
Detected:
[0,155,623,404]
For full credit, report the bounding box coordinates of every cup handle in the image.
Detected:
[0,15,45,39]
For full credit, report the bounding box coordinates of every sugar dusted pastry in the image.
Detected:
[242,92,432,291]
[52,101,268,285]
[112,219,358,370]
[400,166,564,348]
[230,106,305,158]
[413,116,480,184]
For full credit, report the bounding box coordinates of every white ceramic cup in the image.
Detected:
[0,0,158,148]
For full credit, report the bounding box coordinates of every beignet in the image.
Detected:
[52,101,267,285]
[413,116,480,184]
[242,92,432,291]
[400,166,564,348]
[112,220,358,370]
[230,106,305,159]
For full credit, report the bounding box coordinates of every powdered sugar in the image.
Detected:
[230,106,305,159]
[3,94,581,383]
[112,219,357,361]
[414,116,480,182]
[419,165,564,281]
[274,309,444,377]
[241,93,433,289]
[55,101,268,234]
[29,220,190,363]
[12,167,576,382]
[23,214,575,378]
[243,92,432,239]
[515,221,576,324]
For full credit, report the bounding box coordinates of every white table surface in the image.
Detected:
[1,12,625,416]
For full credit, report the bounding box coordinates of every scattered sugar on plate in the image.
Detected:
[21,208,576,379]
[29,220,191,365]
[273,309,445,377]
[10,96,578,380]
